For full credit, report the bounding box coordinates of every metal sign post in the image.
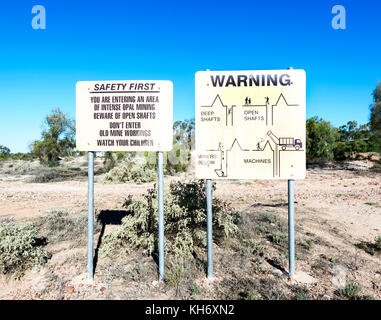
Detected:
[206,179,213,279]
[87,151,94,279]
[288,179,295,279]
[286,67,295,280]
[158,151,165,281]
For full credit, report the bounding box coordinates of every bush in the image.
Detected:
[164,143,191,175]
[306,117,338,162]
[332,142,352,161]
[355,236,381,256]
[0,221,50,279]
[28,167,86,183]
[0,145,10,160]
[369,83,381,150]
[29,169,61,183]
[10,153,35,161]
[103,157,157,184]
[337,282,362,299]
[30,108,75,164]
[100,180,239,259]
[36,210,97,245]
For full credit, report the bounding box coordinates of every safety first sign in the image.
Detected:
[76,80,173,151]
[195,70,306,180]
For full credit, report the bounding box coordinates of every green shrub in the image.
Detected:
[10,153,35,161]
[0,145,10,160]
[28,166,87,183]
[245,289,260,300]
[30,108,75,164]
[337,283,361,299]
[190,285,202,296]
[36,210,97,245]
[355,236,381,256]
[11,160,35,175]
[164,143,191,175]
[376,237,381,250]
[165,258,186,289]
[259,212,278,224]
[30,169,60,182]
[103,157,156,184]
[333,141,352,161]
[295,290,313,300]
[306,117,338,162]
[100,180,239,259]
[303,239,313,251]
[0,221,50,279]
[269,232,286,246]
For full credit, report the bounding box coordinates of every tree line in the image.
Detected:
[306,83,380,162]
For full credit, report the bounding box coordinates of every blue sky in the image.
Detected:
[0,0,380,152]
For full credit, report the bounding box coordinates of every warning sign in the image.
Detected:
[76,80,173,151]
[195,70,306,180]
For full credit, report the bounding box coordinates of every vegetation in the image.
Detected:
[0,221,50,279]
[369,83,381,151]
[306,83,380,162]
[103,153,156,184]
[244,289,260,300]
[100,180,239,259]
[102,151,129,172]
[306,117,338,162]
[168,119,194,173]
[30,108,75,165]
[355,236,381,256]
[142,119,194,175]
[305,116,376,162]
[0,145,10,160]
[334,121,376,160]
[36,210,98,245]
[337,282,361,299]
[28,165,86,183]
[9,152,35,161]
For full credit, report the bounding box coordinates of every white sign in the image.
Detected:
[195,69,306,180]
[76,80,173,151]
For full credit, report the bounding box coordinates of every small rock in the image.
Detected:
[322,295,331,300]
[293,271,317,284]
[66,286,75,294]
[271,269,283,277]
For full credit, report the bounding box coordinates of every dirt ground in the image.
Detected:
[0,157,380,300]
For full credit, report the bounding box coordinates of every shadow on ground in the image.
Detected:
[93,209,132,273]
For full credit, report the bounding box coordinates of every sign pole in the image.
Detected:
[87,151,94,279]
[286,66,296,280]
[206,178,213,279]
[204,69,214,279]
[158,151,165,281]
[288,179,295,279]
